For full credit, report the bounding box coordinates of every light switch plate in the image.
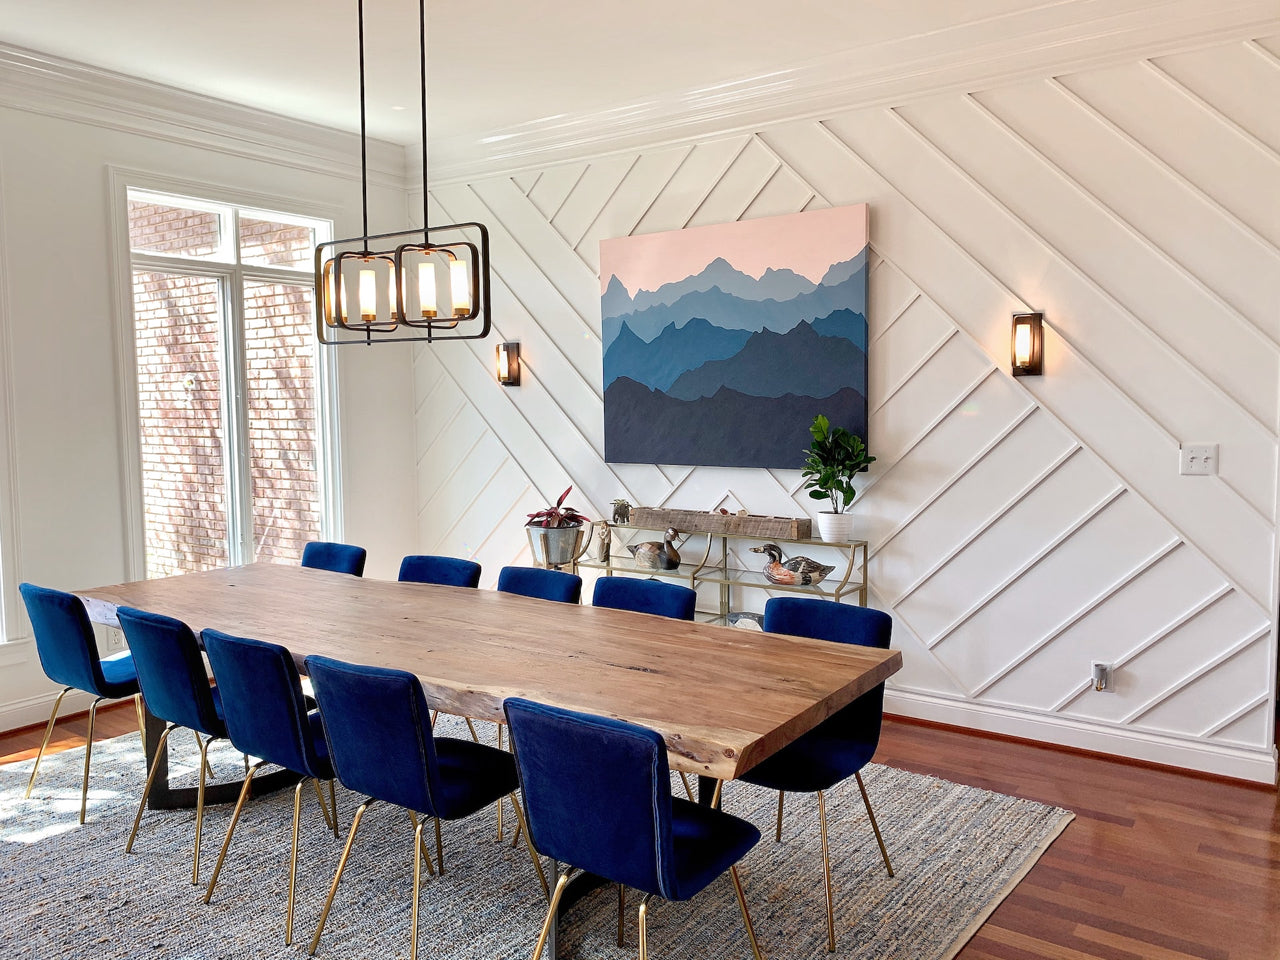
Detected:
[1179,443,1218,476]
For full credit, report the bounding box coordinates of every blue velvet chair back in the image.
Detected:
[763,597,892,744]
[201,629,332,781]
[504,697,680,899]
[496,566,582,604]
[398,555,482,588]
[303,655,440,814]
[19,582,128,698]
[116,607,224,739]
[592,577,696,620]
[301,541,367,577]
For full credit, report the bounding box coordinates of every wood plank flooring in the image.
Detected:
[2,704,1276,959]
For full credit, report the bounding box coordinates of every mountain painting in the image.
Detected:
[600,204,869,469]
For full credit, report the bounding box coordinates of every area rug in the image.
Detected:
[0,719,1072,959]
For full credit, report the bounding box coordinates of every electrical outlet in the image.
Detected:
[1090,661,1113,692]
[1179,443,1218,476]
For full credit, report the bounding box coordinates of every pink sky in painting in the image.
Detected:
[600,204,867,296]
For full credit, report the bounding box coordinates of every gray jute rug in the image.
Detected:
[0,717,1072,960]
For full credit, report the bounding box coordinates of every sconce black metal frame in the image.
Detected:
[497,341,521,386]
[1011,311,1044,377]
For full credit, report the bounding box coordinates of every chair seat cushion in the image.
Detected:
[98,652,141,700]
[738,731,876,794]
[667,797,761,901]
[431,737,517,821]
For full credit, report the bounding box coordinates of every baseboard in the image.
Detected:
[885,689,1278,786]
[0,687,99,734]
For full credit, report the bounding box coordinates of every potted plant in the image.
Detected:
[801,414,875,542]
[525,486,592,568]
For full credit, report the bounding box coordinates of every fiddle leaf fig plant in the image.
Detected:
[801,414,875,515]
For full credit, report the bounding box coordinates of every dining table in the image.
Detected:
[76,560,902,953]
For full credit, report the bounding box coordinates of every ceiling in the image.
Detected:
[0,0,1097,147]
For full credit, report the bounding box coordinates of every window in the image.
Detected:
[126,189,335,577]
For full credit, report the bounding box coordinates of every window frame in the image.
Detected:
[109,169,342,579]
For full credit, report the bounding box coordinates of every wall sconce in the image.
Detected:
[1011,311,1044,377]
[497,341,521,386]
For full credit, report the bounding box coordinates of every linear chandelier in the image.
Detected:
[315,0,492,345]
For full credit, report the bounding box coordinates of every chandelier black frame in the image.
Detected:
[315,0,492,345]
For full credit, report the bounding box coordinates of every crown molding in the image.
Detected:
[0,43,405,189]
[426,0,1280,181]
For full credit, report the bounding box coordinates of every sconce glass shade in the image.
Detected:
[1011,311,1044,377]
[497,341,521,386]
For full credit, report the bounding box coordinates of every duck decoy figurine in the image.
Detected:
[750,543,835,586]
[627,527,682,571]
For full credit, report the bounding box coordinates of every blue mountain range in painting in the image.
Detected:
[602,245,868,469]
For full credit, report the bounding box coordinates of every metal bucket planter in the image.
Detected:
[526,525,589,569]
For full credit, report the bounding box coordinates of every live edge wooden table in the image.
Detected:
[77,562,901,950]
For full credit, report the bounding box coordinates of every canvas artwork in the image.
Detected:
[600,204,868,469]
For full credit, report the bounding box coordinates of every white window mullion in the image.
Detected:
[221,272,253,565]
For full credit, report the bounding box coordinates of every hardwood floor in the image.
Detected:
[2,704,1276,959]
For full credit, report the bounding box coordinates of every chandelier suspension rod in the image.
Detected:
[419,0,430,237]
[358,0,370,251]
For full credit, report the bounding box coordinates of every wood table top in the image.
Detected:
[77,562,901,781]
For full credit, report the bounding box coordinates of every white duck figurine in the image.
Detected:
[628,527,681,571]
[750,543,835,586]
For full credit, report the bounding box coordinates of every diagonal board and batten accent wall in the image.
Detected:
[411,35,1280,781]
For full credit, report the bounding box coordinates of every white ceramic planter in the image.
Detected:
[815,511,856,543]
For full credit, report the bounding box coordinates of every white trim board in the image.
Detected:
[886,689,1279,785]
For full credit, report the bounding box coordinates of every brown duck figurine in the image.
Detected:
[750,543,835,586]
[628,527,681,571]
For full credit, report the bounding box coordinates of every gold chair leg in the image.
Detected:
[406,811,436,877]
[775,791,785,842]
[464,718,479,742]
[710,778,724,810]
[79,698,102,824]
[203,762,263,904]
[312,778,335,834]
[308,798,373,956]
[434,816,444,875]
[638,893,653,960]
[429,709,438,728]
[192,731,215,781]
[729,865,766,960]
[191,734,217,884]
[25,687,71,799]
[678,772,694,801]
[508,793,549,900]
[854,771,894,877]
[531,871,571,960]
[286,778,307,945]
[328,779,338,837]
[133,693,147,752]
[617,884,626,947]
[126,725,175,853]
[818,789,835,953]
[410,817,425,960]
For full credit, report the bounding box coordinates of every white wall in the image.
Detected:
[0,57,417,728]
[410,33,1280,781]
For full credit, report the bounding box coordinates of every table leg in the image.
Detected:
[697,774,718,807]
[543,860,612,959]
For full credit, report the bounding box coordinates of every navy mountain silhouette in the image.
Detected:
[602,261,865,351]
[604,379,867,469]
[606,257,819,316]
[667,321,866,401]
[603,317,753,392]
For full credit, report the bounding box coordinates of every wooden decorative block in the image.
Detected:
[629,507,811,540]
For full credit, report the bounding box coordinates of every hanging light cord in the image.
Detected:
[419,0,430,239]
[358,0,370,252]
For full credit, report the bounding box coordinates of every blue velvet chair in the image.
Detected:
[592,576,697,621]
[398,555,482,588]
[115,607,228,884]
[300,541,367,577]
[504,697,765,960]
[303,655,547,960]
[739,597,894,952]
[496,565,582,604]
[18,582,146,824]
[200,629,340,946]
